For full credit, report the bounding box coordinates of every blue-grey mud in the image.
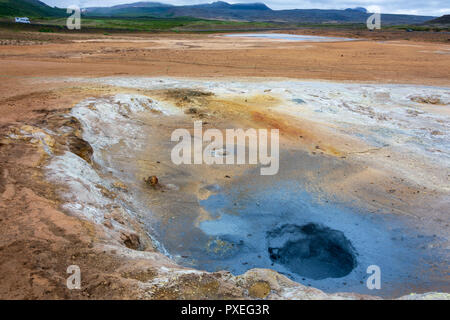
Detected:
[195,179,445,297]
[42,77,450,299]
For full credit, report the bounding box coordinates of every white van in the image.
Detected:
[15,17,31,24]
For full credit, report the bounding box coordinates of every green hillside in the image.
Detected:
[0,0,65,17]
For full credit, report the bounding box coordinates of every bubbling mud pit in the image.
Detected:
[44,77,450,298]
[267,223,357,280]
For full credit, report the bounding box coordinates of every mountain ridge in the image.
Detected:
[82,1,435,25]
[0,0,437,25]
[0,0,65,17]
[427,14,450,24]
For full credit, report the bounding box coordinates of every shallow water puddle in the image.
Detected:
[224,33,357,42]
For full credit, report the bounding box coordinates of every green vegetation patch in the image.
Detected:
[0,0,65,17]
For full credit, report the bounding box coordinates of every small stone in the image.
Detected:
[185,107,198,114]
[112,181,128,192]
[103,220,113,229]
[120,232,141,250]
[144,176,159,187]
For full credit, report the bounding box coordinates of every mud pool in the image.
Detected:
[193,181,445,297]
[45,77,450,298]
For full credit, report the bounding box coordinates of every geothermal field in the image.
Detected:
[0,27,449,301]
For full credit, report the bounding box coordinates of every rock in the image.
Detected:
[185,107,198,114]
[105,209,126,225]
[96,184,117,199]
[410,95,444,105]
[144,176,159,187]
[103,220,113,229]
[112,181,128,192]
[120,232,141,250]
[68,136,93,163]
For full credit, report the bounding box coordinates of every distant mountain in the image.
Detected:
[83,1,434,25]
[345,7,368,14]
[0,0,65,17]
[82,1,173,17]
[190,1,271,11]
[0,0,435,25]
[84,1,272,17]
[426,14,450,24]
[112,2,173,9]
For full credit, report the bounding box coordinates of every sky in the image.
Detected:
[42,0,450,16]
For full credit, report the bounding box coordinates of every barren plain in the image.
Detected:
[0,29,449,299]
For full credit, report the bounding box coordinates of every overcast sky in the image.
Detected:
[42,0,449,16]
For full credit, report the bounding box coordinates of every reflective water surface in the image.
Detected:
[224,33,357,42]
